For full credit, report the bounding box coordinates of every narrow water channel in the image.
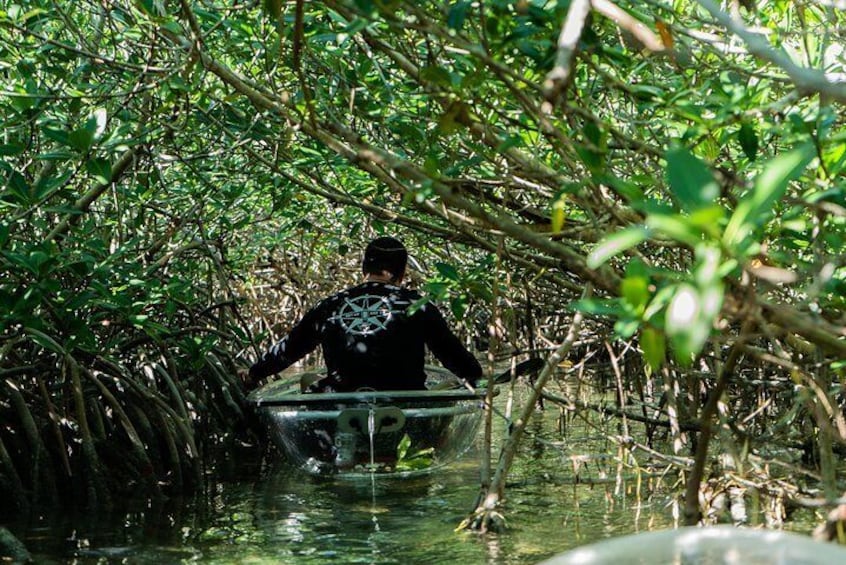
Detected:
[4,400,820,563]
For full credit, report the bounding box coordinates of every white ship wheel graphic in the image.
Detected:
[332,295,398,336]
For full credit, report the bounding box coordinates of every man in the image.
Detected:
[246,236,482,392]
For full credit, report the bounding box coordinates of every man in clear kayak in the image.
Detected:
[245,236,482,392]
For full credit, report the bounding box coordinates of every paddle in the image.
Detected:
[491,357,545,385]
[248,358,545,396]
[432,357,545,391]
[241,369,323,397]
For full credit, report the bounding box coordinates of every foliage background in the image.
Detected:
[1,0,844,524]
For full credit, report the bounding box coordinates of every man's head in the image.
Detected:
[362,236,408,283]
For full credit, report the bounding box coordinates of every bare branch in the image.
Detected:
[543,0,591,107]
[592,0,665,52]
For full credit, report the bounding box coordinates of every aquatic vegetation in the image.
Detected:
[394,434,435,472]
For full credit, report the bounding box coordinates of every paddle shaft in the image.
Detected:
[443,357,544,391]
[250,357,543,394]
[491,357,545,385]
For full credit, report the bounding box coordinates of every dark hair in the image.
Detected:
[362,236,408,280]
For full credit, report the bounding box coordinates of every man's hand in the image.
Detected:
[236,367,255,390]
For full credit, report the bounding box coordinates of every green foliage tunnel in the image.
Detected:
[1,0,845,517]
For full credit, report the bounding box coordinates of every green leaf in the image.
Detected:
[423,153,441,176]
[136,0,166,17]
[66,314,98,351]
[687,205,726,234]
[646,214,701,247]
[29,251,50,274]
[614,318,640,339]
[354,0,376,14]
[3,252,34,275]
[587,226,649,268]
[341,17,369,38]
[693,244,722,288]
[161,20,183,36]
[598,174,645,204]
[449,295,467,320]
[577,121,606,172]
[42,127,70,146]
[435,262,460,281]
[738,122,759,161]
[0,142,25,156]
[9,93,35,112]
[665,284,711,365]
[665,147,720,212]
[447,1,470,31]
[643,285,676,321]
[86,157,112,184]
[575,144,604,173]
[724,142,816,247]
[67,127,94,152]
[20,8,48,22]
[666,284,699,335]
[396,433,411,460]
[641,327,665,371]
[7,171,31,204]
[395,447,435,471]
[87,109,107,141]
[699,283,724,322]
[466,280,492,302]
[496,135,523,152]
[484,15,500,37]
[621,272,649,313]
[420,66,453,88]
[570,298,622,317]
[584,120,602,147]
[37,150,76,161]
[822,142,846,176]
[751,142,815,213]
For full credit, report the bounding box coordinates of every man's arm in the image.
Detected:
[248,306,323,385]
[422,304,482,385]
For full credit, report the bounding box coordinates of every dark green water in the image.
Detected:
[7,405,691,564]
[5,365,830,564]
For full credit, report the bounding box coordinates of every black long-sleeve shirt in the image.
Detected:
[249,281,482,391]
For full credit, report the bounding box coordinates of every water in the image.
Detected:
[3,402,820,563]
[368,406,376,469]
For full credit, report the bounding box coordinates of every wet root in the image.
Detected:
[456,497,507,533]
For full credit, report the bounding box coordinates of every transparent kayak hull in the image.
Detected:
[249,379,485,476]
[539,526,846,564]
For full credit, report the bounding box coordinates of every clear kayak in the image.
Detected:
[248,373,486,476]
[539,526,846,564]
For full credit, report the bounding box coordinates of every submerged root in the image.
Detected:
[456,495,507,533]
[68,355,112,510]
[0,435,28,514]
[0,335,251,510]
[457,507,507,534]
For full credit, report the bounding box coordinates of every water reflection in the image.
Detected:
[7,403,821,564]
[240,462,479,563]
